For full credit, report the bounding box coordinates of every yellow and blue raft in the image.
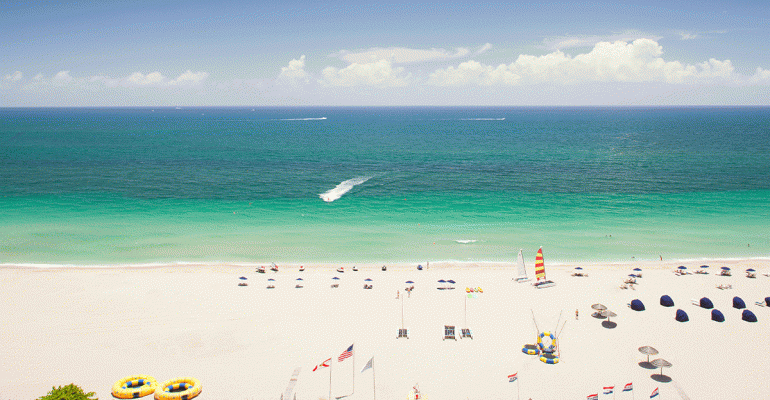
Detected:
[154,377,202,400]
[112,375,158,399]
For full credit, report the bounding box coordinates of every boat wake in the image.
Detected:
[459,118,505,121]
[320,176,372,202]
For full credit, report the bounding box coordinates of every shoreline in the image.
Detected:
[3,256,768,271]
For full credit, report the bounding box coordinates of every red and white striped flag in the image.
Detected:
[508,373,517,382]
[313,358,331,371]
[587,394,598,400]
[650,387,659,398]
[623,383,633,392]
[338,344,353,362]
[603,386,614,394]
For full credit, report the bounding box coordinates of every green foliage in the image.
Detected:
[37,384,97,400]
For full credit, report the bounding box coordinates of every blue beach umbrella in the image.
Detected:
[239,276,247,280]
[678,266,687,270]
[700,265,709,269]
[296,278,303,281]
[721,267,731,271]
[629,274,636,277]
[699,297,714,309]
[438,279,446,283]
[746,268,756,272]
[447,280,456,284]
[711,309,725,322]
[742,310,758,323]
[332,277,340,280]
[405,281,414,284]
[365,278,373,282]
[575,267,583,270]
[633,268,642,271]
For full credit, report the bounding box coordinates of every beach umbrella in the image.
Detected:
[628,274,637,277]
[332,277,340,280]
[591,304,607,311]
[447,280,456,284]
[638,346,659,362]
[699,297,714,309]
[239,276,247,280]
[575,267,583,270]
[630,299,645,311]
[711,309,725,322]
[633,268,642,271]
[651,358,672,376]
[365,278,373,281]
[742,310,758,322]
[675,309,689,322]
[405,280,414,284]
[678,266,687,270]
[268,278,275,281]
[438,279,446,283]
[700,265,709,269]
[296,278,303,281]
[600,310,617,322]
[660,295,674,307]
[766,297,770,307]
[747,268,756,272]
[721,267,731,270]
[733,297,746,309]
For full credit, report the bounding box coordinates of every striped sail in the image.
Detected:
[535,247,546,281]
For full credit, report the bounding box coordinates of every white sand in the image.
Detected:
[2,259,769,400]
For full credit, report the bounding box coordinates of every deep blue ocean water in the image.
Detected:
[1,107,768,264]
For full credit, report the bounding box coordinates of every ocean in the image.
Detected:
[1,106,769,265]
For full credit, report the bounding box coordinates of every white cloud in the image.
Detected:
[53,70,73,83]
[278,55,309,84]
[33,73,43,81]
[320,59,411,87]
[429,39,747,86]
[476,43,493,55]
[677,31,698,40]
[4,71,22,81]
[334,46,471,64]
[89,70,208,87]
[542,31,661,50]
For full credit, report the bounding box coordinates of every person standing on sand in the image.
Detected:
[575,309,579,320]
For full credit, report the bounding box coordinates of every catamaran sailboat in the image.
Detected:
[514,249,531,282]
[532,247,555,288]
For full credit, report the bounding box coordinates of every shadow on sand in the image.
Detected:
[638,361,656,369]
[651,374,672,383]
[591,312,607,319]
[601,321,617,329]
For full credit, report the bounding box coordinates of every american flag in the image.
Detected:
[623,383,633,392]
[587,394,598,400]
[508,373,517,382]
[603,386,614,394]
[650,387,659,398]
[338,344,353,362]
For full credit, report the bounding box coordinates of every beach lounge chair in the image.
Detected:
[720,270,731,276]
[331,283,339,288]
[443,325,457,341]
[747,272,757,278]
[397,328,409,339]
[619,284,628,289]
[460,328,473,339]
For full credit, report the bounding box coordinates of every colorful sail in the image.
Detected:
[535,247,546,281]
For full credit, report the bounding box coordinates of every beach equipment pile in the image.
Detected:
[112,376,202,400]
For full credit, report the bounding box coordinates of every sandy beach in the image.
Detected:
[2,258,769,400]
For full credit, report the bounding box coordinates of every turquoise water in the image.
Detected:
[1,107,769,264]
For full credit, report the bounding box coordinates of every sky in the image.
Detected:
[2,0,770,106]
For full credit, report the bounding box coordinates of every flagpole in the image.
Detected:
[517,376,520,400]
[329,358,333,400]
[372,358,376,400]
[352,343,355,396]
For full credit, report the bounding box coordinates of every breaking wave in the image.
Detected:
[455,239,478,244]
[320,176,372,202]
[459,118,505,121]
[279,117,327,121]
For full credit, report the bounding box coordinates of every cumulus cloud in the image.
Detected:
[4,71,22,81]
[53,70,73,83]
[542,31,660,50]
[90,70,208,87]
[278,55,309,84]
[334,46,473,64]
[428,39,748,86]
[320,59,411,87]
[476,43,493,55]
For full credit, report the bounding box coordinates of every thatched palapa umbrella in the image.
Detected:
[638,346,659,362]
[591,304,607,311]
[600,310,617,323]
[651,358,672,376]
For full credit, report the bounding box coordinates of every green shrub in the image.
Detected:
[37,384,97,400]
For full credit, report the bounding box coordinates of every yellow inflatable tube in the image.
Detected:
[112,375,158,399]
[155,377,202,400]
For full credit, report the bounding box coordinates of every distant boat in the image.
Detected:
[532,247,555,289]
[514,249,531,283]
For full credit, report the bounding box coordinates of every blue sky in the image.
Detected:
[2,0,769,105]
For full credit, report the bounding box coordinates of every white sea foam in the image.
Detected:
[319,176,372,202]
[279,117,327,121]
[455,239,478,244]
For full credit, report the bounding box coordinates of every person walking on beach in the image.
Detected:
[575,309,579,320]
